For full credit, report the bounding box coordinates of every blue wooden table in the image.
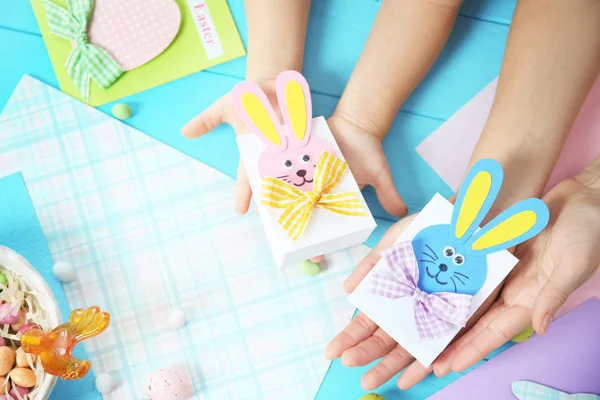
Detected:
[0,0,517,398]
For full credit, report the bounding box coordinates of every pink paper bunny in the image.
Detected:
[232,71,336,192]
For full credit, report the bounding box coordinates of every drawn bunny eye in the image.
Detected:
[453,254,465,266]
[443,246,455,258]
[301,154,311,163]
[283,160,293,169]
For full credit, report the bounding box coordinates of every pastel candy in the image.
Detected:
[111,104,133,120]
[146,369,194,400]
[299,260,321,276]
[95,372,115,394]
[511,325,535,343]
[360,394,385,400]
[167,309,187,330]
[52,261,76,283]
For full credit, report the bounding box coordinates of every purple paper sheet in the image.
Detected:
[428,298,600,399]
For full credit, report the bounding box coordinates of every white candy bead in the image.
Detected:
[95,372,114,394]
[53,262,76,283]
[167,309,186,330]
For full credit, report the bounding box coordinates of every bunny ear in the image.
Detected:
[467,198,549,255]
[276,70,312,147]
[231,82,287,152]
[452,159,504,242]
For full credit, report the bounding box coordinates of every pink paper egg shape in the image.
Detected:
[87,0,181,71]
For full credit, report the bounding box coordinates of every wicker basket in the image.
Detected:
[0,246,62,400]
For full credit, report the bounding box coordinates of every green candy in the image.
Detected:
[0,272,6,285]
[111,103,132,120]
[359,394,385,400]
[299,260,321,276]
[511,325,535,343]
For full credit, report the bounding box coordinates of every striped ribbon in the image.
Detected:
[42,0,124,102]
[261,152,366,241]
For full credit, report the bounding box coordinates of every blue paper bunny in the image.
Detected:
[411,159,550,296]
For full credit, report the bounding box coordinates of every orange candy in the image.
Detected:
[21,306,110,380]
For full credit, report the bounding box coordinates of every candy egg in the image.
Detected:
[299,260,321,276]
[10,368,36,388]
[95,372,115,394]
[359,394,386,400]
[167,309,187,330]
[19,324,39,335]
[0,347,15,375]
[512,325,535,343]
[0,338,6,347]
[11,313,25,332]
[111,104,133,120]
[146,369,194,400]
[52,262,76,283]
[9,385,30,399]
[16,348,35,368]
[0,376,9,393]
[0,303,20,325]
[0,273,7,285]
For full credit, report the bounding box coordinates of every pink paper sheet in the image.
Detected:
[416,75,600,317]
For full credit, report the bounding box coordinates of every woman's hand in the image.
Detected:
[433,174,600,377]
[324,216,434,390]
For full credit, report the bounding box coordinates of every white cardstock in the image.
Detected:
[237,117,377,268]
[349,194,518,367]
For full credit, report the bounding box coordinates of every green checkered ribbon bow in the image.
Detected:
[42,0,123,101]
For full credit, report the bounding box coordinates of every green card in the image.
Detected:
[31,0,246,106]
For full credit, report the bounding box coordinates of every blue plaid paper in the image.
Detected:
[0,76,367,399]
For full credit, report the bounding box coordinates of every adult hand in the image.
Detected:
[434,175,600,376]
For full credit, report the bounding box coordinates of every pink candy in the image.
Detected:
[18,325,38,335]
[0,304,20,325]
[9,386,30,400]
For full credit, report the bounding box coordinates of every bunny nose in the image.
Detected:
[296,169,307,177]
[439,263,448,272]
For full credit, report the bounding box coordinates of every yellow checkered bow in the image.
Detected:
[261,152,366,241]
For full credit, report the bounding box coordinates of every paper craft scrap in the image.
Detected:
[427,299,600,400]
[512,381,600,400]
[234,71,376,266]
[31,0,246,106]
[349,159,549,366]
[42,0,124,101]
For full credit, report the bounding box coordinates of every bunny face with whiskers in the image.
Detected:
[411,159,550,296]
[232,71,336,192]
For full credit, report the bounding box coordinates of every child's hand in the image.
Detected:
[182,80,278,215]
[433,174,600,377]
[328,114,407,218]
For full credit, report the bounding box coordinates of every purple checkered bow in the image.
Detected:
[371,241,473,340]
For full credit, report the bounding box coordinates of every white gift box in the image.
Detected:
[237,116,376,267]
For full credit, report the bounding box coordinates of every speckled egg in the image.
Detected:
[359,394,385,400]
[146,369,194,400]
[512,325,535,343]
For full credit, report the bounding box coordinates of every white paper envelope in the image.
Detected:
[349,194,518,367]
[238,116,376,267]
